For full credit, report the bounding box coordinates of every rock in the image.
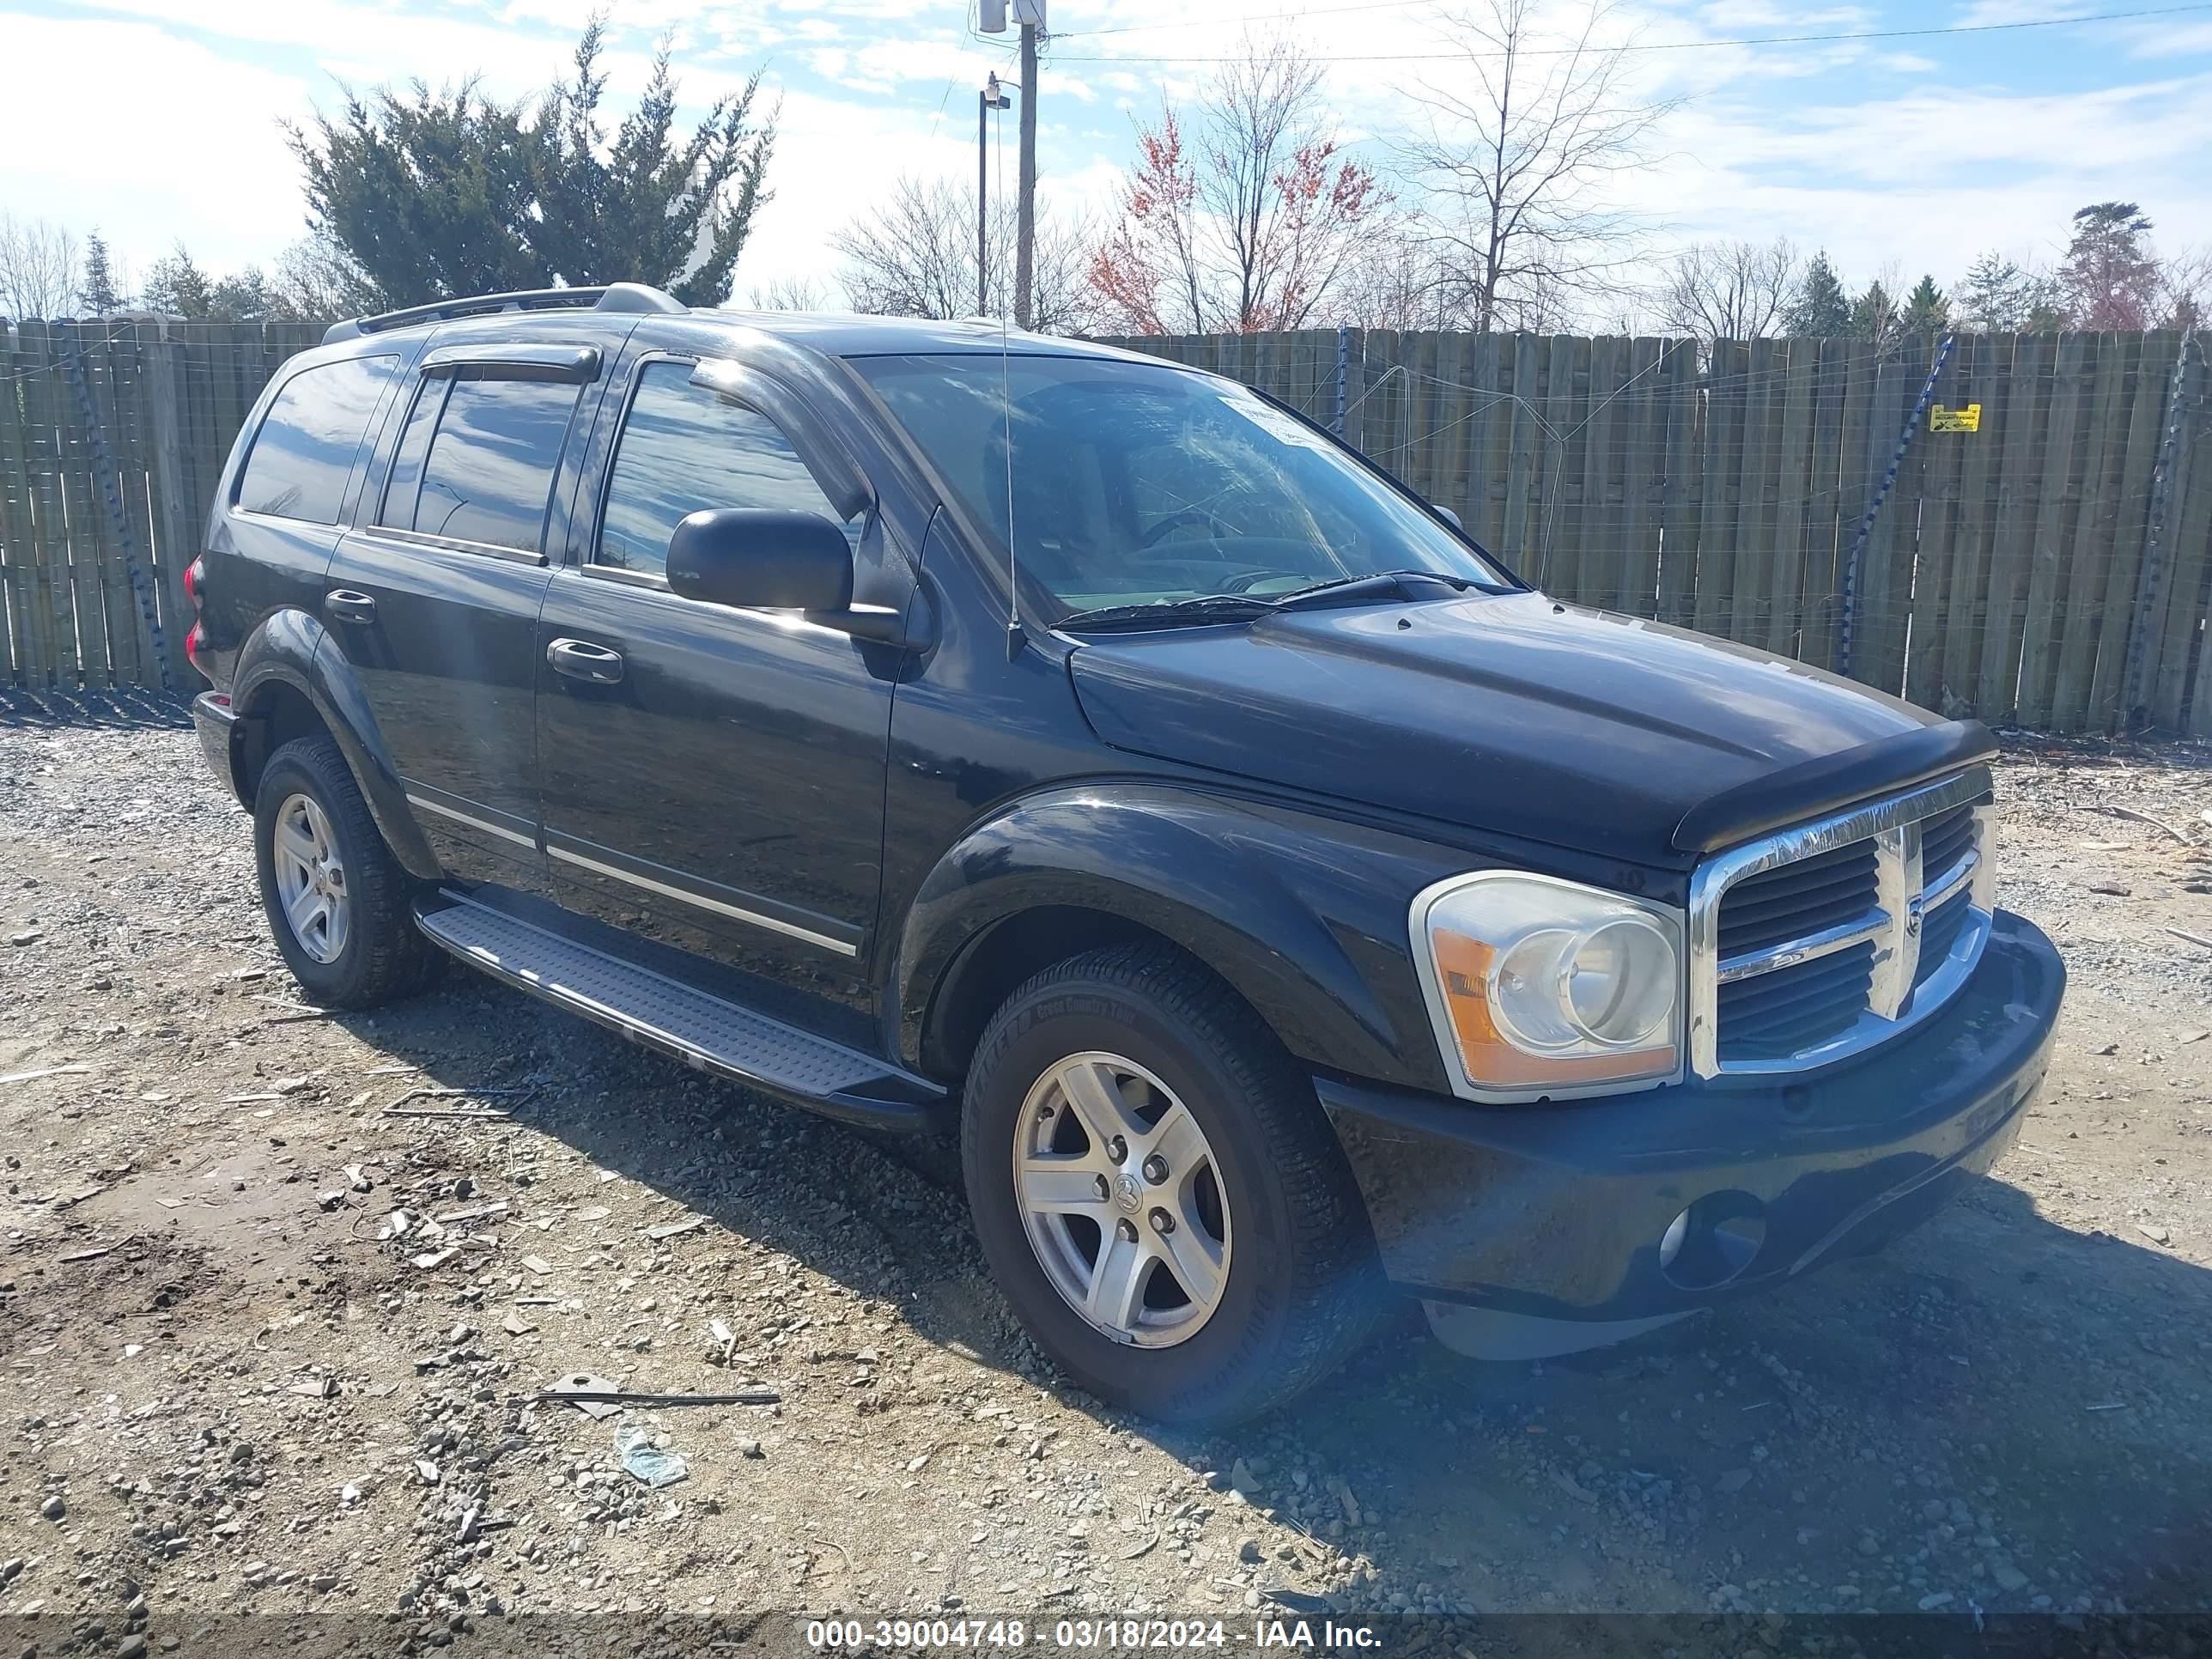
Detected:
[1857,1535,1881,1558]
[737,1438,764,1460]
[1918,1591,1954,1611]
[1994,1565,2030,1593]
[39,1495,64,1522]
[0,1559,20,1583]
[117,1638,146,1659]
[1238,1539,1262,1564]
[1717,1468,1753,1493]
[9,929,44,946]
[2137,1224,2171,1245]
[1229,1458,1260,1496]
[310,1574,339,1593]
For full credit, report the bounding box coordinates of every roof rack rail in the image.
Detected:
[322,282,684,345]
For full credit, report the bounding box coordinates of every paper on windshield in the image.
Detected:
[1227,393,1337,454]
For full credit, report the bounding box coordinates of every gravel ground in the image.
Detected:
[2,694,2209,1647]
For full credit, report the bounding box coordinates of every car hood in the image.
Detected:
[1066,591,1949,868]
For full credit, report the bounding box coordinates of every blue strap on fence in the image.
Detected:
[1838,333,1954,681]
[2119,326,2197,726]
[58,325,172,692]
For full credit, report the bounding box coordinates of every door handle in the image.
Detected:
[546,637,625,684]
[324,589,378,624]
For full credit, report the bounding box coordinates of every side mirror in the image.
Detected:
[1432,504,1464,532]
[666,509,854,611]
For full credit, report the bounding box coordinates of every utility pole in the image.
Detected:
[976,73,1008,316]
[1014,13,1039,330]
[983,0,1043,329]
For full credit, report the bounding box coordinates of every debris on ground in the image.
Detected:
[2,708,2207,1625]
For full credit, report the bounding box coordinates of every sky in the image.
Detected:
[2,0,2209,318]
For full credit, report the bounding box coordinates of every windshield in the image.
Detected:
[852,353,1510,617]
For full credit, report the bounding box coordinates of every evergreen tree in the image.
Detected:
[209,268,278,320]
[1850,279,1899,344]
[1957,252,2027,331]
[79,231,125,313]
[287,17,777,307]
[289,77,545,302]
[1784,250,1851,336]
[2057,202,2159,329]
[528,21,777,307]
[143,243,214,319]
[1899,274,1949,333]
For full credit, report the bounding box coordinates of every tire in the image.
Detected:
[962,942,1382,1425]
[252,735,441,1010]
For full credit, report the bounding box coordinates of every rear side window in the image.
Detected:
[597,362,860,580]
[236,355,398,523]
[379,373,581,554]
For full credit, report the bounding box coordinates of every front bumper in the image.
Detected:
[191,690,246,807]
[1318,908,2063,1324]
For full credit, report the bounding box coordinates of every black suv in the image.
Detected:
[186,283,2064,1423]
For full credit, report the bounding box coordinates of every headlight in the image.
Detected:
[1411,872,1683,1100]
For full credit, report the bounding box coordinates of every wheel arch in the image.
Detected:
[228,606,441,879]
[893,782,1465,1097]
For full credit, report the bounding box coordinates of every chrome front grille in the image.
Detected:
[1688,770,1996,1077]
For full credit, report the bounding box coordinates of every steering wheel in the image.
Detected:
[1140,508,1232,549]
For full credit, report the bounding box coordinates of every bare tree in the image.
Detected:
[2155,244,2212,330]
[1088,33,1389,333]
[834,175,1098,334]
[0,213,82,322]
[272,231,384,321]
[747,274,830,311]
[1399,0,1670,332]
[1335,229,1473,330]
[1656,239,1798,341]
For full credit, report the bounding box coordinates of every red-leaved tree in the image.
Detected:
[1089,36,1387,334]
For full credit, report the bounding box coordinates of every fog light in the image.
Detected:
[1656,1192,1767,1291]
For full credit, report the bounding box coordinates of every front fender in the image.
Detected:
[231,608,441,880]
[895,782,1476,1093]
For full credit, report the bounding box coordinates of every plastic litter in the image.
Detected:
[615,1425,689,1488]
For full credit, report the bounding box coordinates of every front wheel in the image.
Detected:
[962,944,1382,1424]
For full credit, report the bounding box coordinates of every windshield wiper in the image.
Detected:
[1054,593,1282,632]
[1269,568,1482,610]
[1056,569,1486,633]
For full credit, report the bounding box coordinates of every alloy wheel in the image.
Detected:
[1012,1052,1232,1348]
[270,792,350,964]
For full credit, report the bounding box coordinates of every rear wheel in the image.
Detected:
[252,735,441,1009]
[963,943,1381,1424]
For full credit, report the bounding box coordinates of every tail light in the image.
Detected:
[185,621,210,680]
[184,556,206,606]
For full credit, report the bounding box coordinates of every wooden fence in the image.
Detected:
[0,319,324,692]
[5,318,2209,736]
[1106,328,2212,738]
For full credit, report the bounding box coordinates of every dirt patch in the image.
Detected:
[3,696,2209,1636]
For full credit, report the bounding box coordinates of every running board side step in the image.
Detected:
[414,891,944,1131]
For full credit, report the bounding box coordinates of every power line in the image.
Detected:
[1056,0,1436,40]
[1049,2,2212,64]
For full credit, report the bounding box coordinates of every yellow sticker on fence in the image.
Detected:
[1930,404,1981,433]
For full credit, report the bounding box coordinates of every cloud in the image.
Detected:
[0,12,313,276]
[1628,70,2212,280]
[10,0,2209,319]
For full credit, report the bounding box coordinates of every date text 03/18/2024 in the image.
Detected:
[802,1620,1383,1650]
